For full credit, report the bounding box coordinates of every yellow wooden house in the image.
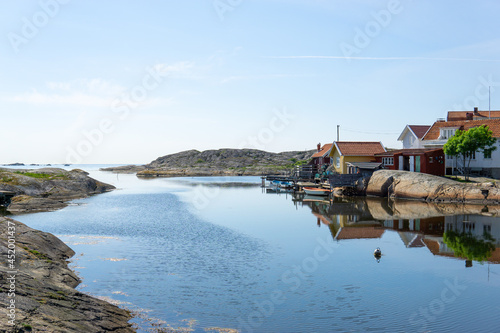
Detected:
[329,141,386,174]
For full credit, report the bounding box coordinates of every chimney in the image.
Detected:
[317,143,321,152]
[474,107,479,115]
[466,112,473,120]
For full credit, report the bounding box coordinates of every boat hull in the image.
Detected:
[303,187,330,196]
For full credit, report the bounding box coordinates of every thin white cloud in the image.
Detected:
[221,73,317,83]
[154,61,195,76]
[9,90,113,107]
[264,55,500,62]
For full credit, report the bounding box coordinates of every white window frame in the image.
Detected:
[439,128,458,140]
[382,157,394,166]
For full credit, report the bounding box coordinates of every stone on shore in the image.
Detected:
[366,170,500,204]
[0,168,115,214]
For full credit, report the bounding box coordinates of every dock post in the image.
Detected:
[261,176,266,188]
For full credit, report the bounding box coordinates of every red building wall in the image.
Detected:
[375,149,445,176]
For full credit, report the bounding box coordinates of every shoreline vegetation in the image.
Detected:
[0,168,134,332]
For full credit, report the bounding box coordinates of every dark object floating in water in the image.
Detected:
[374,247,382,263]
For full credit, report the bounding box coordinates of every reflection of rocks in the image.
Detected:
[0,217,133,332]
[366,198,500,220]
[366,170,500,204]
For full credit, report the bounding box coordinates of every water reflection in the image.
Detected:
[290,194,500,266]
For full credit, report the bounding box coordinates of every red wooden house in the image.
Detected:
[374,148,445,176]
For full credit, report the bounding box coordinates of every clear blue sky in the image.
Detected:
[1,0,500,164]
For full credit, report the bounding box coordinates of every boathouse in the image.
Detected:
[374,148,445,176]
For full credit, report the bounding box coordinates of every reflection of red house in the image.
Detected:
[335,227,385,240]
[374,148,445,176]
[311,143,333,167]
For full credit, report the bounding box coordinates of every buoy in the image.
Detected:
[374,248,382,263]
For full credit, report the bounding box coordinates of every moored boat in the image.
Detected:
[303,187,330,196]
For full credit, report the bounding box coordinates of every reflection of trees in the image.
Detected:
[443,231,496,263]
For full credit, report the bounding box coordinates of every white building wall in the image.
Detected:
[401,131,424,149]
[424,139,500,178]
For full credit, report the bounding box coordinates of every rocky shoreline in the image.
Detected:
[0,216,133,332]
[0,168,134,332]
[0,168,115,214]
[365,170,500,204]
[101,148,316,177]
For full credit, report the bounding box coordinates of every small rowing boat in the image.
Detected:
[303,187,330,196]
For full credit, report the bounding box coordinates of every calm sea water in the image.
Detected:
[12,166,500,333]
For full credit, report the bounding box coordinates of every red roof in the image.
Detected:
[335,141,386,156]
[408,125,431,139]
[311,143,333,158]
[447,110,500,122]
[375,148,443,157]
[423,119,500,140]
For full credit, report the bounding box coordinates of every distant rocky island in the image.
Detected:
[101,148,316,177]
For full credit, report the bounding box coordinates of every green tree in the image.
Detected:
[443,130,463,177]
[443,125,497,181]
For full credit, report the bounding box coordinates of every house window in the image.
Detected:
[382,157,393,166]
[336,157,340,168]
[429,156,433,163]
[440,128,456,139]
[484,150,492,159]
[466,151,476,160]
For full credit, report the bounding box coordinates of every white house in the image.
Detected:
[398,125,431,149]
[422,118,500,178]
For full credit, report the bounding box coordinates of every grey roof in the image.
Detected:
[346,162,383,170]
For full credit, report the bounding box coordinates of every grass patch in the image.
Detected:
[15,172,52,179]
[46,292,66,300]
[445,176,474,183]
[24,247,50,260]
[0,176,13,183]
[14,171,69,180]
